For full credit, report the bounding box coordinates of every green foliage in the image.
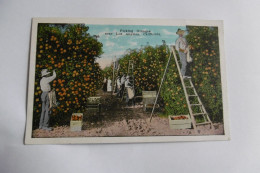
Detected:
[102,66,113,80]
[117,27,223,121]
[33,24,223,129]
[118,45,168,95]
[117,45,188,115]
[161,51,189,115]
[186,26,223,122]
[33,24,103,129]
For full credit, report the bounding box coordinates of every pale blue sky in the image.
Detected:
[87,24,186,68]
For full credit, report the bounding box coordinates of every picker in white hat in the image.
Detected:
[41,69,51,77]
[39,69,56,131]
[175,28,191,79]
[176,28,185,35]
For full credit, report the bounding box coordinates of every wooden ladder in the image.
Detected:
[128,60,135,85]
[170,45,213,132]
[185,78,214,129]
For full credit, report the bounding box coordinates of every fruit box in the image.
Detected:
[70,113,83,131]
[142,91,157,111]
[142,91,157,104]
[87,97,101,104]
[168,115,192,130]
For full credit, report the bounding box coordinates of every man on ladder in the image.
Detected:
[150,30,213,132]
[175,28,192,79]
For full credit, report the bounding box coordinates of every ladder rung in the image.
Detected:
[185,86,193,88]
[188,95,197,97]
[193,113,205,116]
[190,104,202,106]
[196,122,211,126]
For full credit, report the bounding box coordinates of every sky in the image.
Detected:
[87,24,186,69]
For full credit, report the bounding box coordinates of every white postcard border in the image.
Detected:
[25,18,230,144]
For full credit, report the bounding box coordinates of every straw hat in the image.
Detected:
[41,69,51,77]
[176,28,185,35]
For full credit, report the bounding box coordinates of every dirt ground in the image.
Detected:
[33,91,224,138]
[33,95,224,138]
[33,118,224,138]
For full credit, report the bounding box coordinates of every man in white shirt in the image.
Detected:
[107,78,112,92]
[175,28,190,78]
[120,74,126,97]
[39,69,56,130]
[116,76,121,97]
[125,76,134,106]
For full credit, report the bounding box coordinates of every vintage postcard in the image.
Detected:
[25,18,229,144]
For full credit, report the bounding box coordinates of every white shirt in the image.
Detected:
[121,76,126,85]
[175,36,188,52]
[107,79,112,86]
[40,71,56,92]
[125,79,132,88]
[107,79,112,91]
[117,78,121,87]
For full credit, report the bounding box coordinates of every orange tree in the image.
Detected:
[117,35,222,120]
[118,45,188,115]
[33,24,103,129]
[186,26,223,122]
[118,46,168,94]
[160,50,189,116]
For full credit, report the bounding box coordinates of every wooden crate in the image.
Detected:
[86,97,101,117]
[168,115,192,130]
[142,91,157,111]
[87,97,101,104]
[70,113,83,131]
